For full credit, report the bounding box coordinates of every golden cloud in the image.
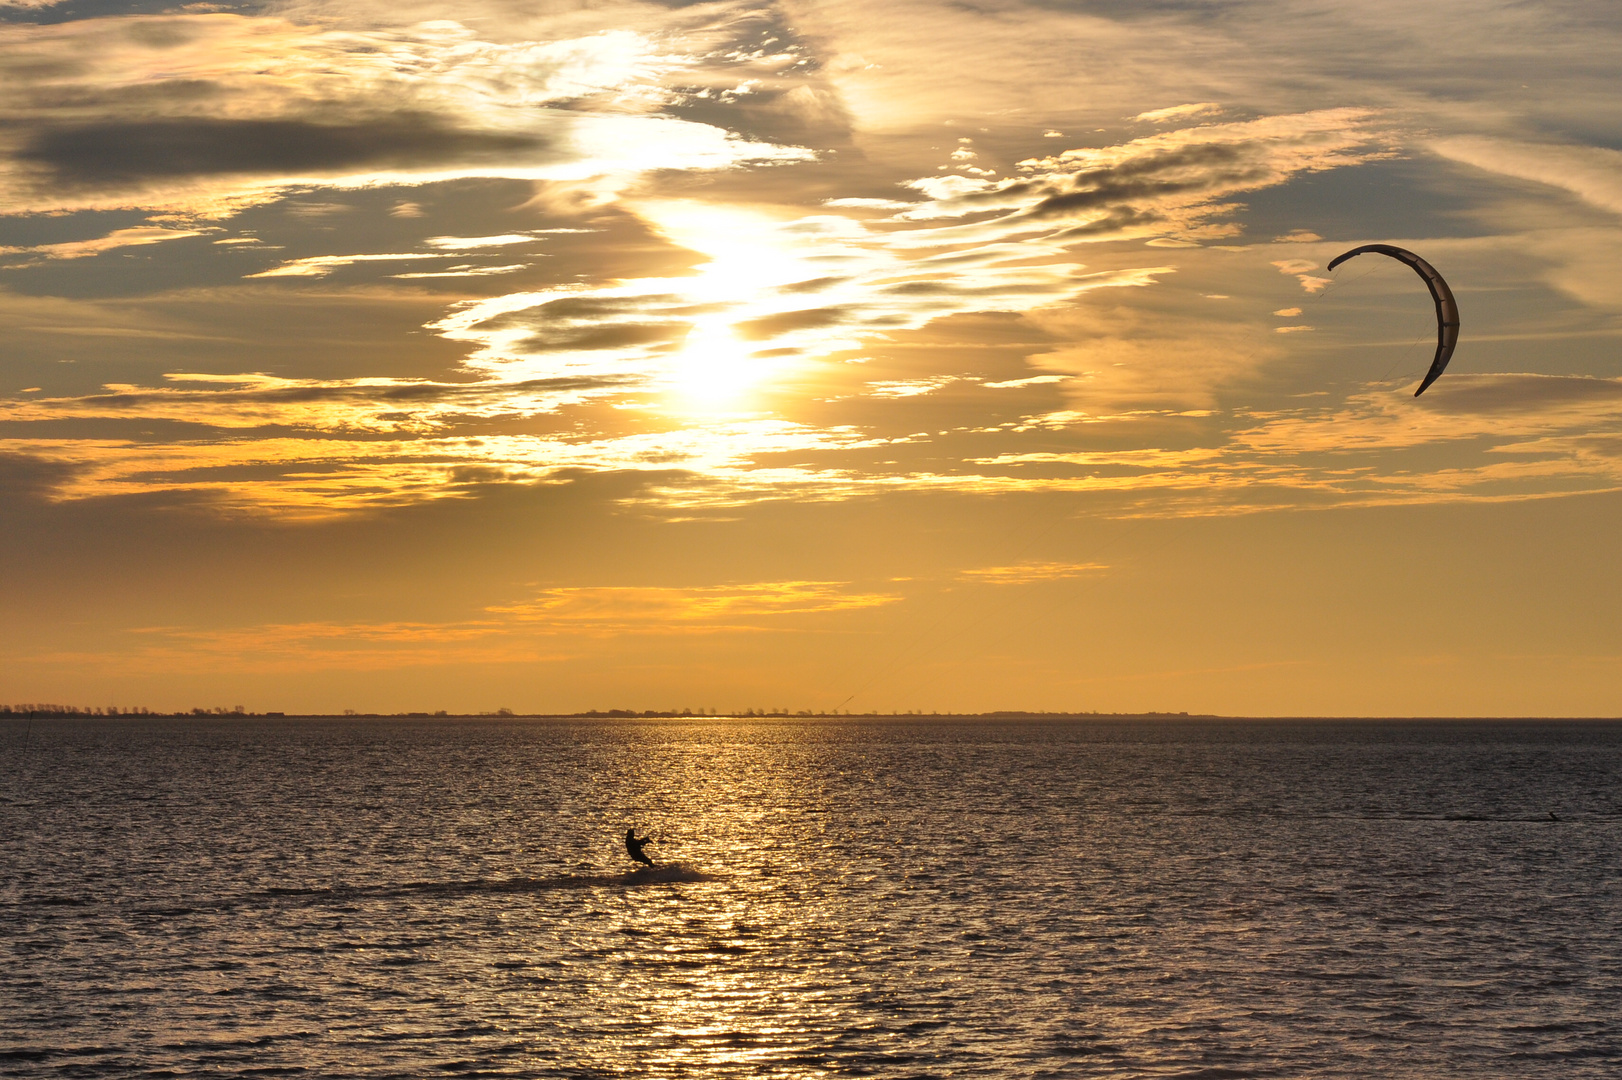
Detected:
[957,561,1108,585]
[0,14,808,214]
[0,226,213,261]
[1131,103,1223,124]
[488,580,901,632]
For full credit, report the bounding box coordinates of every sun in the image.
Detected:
[668,319,765,405]
[631,201,817,409]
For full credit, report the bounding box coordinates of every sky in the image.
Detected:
[4,0,1622,716]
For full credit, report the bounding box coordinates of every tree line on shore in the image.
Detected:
[3,704,1200,720]
[1,705,251,718]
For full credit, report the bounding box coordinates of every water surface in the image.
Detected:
[3,717,1619,1077]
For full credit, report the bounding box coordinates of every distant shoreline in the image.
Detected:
[4,709,1621,722]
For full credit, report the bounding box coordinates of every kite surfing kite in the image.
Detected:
[1326,244,1459,396]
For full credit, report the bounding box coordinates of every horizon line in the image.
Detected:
[5,707,1622,722]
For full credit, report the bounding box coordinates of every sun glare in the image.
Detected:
[670,320,766,404]
[636,201,810,291]
[634,201,826,410]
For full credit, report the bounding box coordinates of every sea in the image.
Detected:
[2,716,1619,1078]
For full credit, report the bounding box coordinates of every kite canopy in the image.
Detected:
[1326,244,1459,397]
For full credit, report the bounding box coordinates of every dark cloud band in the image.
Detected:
[18,116,550,185]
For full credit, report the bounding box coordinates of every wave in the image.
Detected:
[257,863,720,905]
[13,864,721,916]
[619,862,718,885]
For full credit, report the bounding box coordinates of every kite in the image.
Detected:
[1326,244,1459,396]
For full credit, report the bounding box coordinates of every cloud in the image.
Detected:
[958,561,1108,585]
[427,201,1178,407]
[391,264,528,279]
[488,580,900,632]
[0,102,1404,518]
[0,410,898,515]
[247,253,459,278]
[890,108,1389,247]
[823,197,913,209]
[423,234,548,249]
[10,4,1603,529]
[982,375,1068,389]
[1431,136,1622,219]
[0,370,638,435]
[0,13,810,213]
[18,117,550,187]
[0,450,81,503]
[1018,294,1275,411]
[1131,102,1222,124]
[1229,376,1622,500]
[1271,258,1332,293]
[0,225,210,262]
[12,356,1622,520]
[1421,373,1622,415]
[733,306,852,340]
[865,376,958,398]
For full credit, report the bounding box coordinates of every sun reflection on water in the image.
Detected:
[559,726,857,1075]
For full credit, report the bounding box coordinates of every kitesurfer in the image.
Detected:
[625,828,656,867]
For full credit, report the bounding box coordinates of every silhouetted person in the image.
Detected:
[625,828,655,867]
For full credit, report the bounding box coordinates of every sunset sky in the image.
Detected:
[4,0,1622,715]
